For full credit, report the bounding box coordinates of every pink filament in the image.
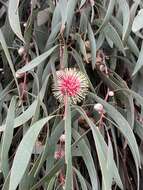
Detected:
[60,75,80,96]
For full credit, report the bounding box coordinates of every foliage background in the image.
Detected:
[0,0,143,189]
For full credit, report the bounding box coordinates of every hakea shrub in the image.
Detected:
[0,0,143,190]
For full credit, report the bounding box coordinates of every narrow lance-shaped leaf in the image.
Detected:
[88,23,96,70]
[72,129,98,190]
[96,0,116,34]
[66,0,77,38]
[0,100,38,132]
[132,9,143,33]
[0,29,20,96]
[1,97,17,178]
[9,116,54,190]
[103,24,125,56]
[16,45,58,74]
[88,92,141,190]
[132,41,143,76]
[118,0,130,41]
[74,106,123,190]
[75,34,88,63]
[45,23,61,50]
[70,48,95,92]
[8,0,25,42]
[73,167,88,190]
[34,120,64,176]
[64,98,73,190]
[79,0,86,9]
[59,0,67,31]
[98,2,139,56]
[89,92,140,164]
[0,74,51,132]
[51,3,61,31]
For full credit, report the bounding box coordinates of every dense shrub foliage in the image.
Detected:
[1,0,143,189]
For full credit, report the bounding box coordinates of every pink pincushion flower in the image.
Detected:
[53,68,89,104]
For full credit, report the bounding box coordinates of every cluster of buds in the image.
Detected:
[54,150,65,160]
[54,134,66,160]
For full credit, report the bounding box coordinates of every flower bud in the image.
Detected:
[108,91,114,97]
[16,72,24,78]
[94,103,103,114]
[18,46,25,56]
[90,0,94,6]
[99,64,105,72]
[54,150,64,160]
[23,22,27,27]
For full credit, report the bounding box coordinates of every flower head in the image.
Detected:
[52,68,89,104]
[54,150,65,160]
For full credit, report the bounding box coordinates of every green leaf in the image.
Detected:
[96,32,105,49]
[0,100,38,132]
[66,0,77,38]
[74,106,123,190]
[9,116,54,190]
[0,29,20,96]
[59,0,67,29]
[118,0,130,41]
[132,9,143,33]
[79,11,88,35]
[96,0,116,34]
[34,120,64,176]
[2,172,10,190]
[72,129,98,190]
[45,23,61,50]
[37,8,49,26]
[24,9,36,45]
[88,92,141,190]
[51,3,61,31]
[47,176,56,190]
[73,167,88,190]
[134,120,143,140]
[31,159,64,190]
[89,92,140,164]
[119,88,143,109]
[103,24,125,55]
[70,48,95,92]
[132,41,143,76]
[16,46,58,74]
[1,97,17,178]
[79,0,86,9]
[64,98,73,190]
[88,23,96,70]
[110,12,139,56]
[75,34,88,63]
[107,73,134,128]
[8,0,25,42]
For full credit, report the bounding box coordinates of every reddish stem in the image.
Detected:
[21,73,27,100]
